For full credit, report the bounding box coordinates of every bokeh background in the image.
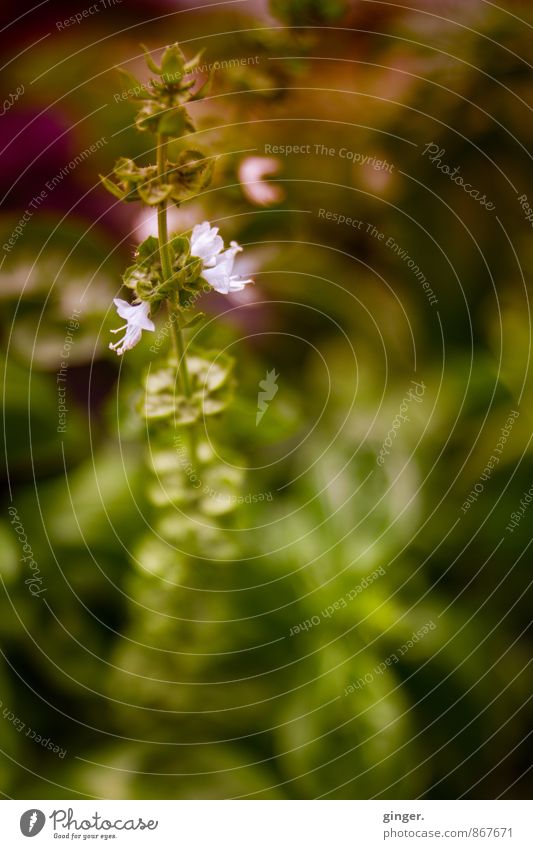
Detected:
[1,0,532,799]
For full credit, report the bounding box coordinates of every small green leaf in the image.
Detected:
[148,478,197,507]
[142,367,201,425]
[114,157,137,179]
[178,281,203,308]
[200,464,243,516]
[135,101,165,133]
[123,237,163,298]
[170,235,190,266]
[184,48,205,73]
[142,392,175,421]
[181,312,205,330]
[140,43,162,75]
[173,396,200,425]
[99,174,124,200]
[206,362,232,393]
[117,68,146,98]
[161,44,186,82]
[200,394,231,416]
[150,449,182,474]
[136,236,160,264]
[190,70,214,102]
[114,158,156,184]
[137,181,172,205]
[167,151,214,200]
[184,257,203,283]
[123,265,162,300]
[122,263,143,290]
[145,367,174,394]
[200,491,237,516]
[188,351,234,393]
[178,149,210,171]
[158,107,189,138]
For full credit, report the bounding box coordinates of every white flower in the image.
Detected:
[202,241,253,294]
[189,221,253,294]
[190,221,224,267]
[109,298,155,356]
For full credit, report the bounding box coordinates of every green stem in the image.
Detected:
[168,302,190,396]
[156,133,197,468]
[156,133,191,398]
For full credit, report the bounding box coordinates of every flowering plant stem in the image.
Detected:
[104,41,253,534]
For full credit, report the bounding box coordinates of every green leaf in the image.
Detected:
[145,367,175,395]
[114,158,156,184]
[107,159,162,205]
[158,107,189,138]
[150,448,183,474]
[133,535,187,578]
[178,149,212,173]
[140,43,162,75]
[135,101,165,133]
[142,391,174,421]
[148,478,197,507]
[178,281,203,308]
[190,70,214,102]
[200,394,232,416]
[205,361,231,393]
[161,44,186,82]
[117,68,146,99]
[99,174,124,200]
[200,464,244,516]
[123,265,162,299]
[114,157,137,179]
[183,257,204,283]
[184,48,205,73]
[181,312,205,330]
[175,396,200,425]
[167,151,214,201]
[136,236,160,264]
[142,367,200,425]
[122,263,144,290]
[182,350,236,418]
[122,237,163,298]
[170,235,190,265]
[188,351,235,393]
[137,180,171,206]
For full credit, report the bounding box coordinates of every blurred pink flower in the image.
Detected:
[238,156,284,207]
[358,161,394,195]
